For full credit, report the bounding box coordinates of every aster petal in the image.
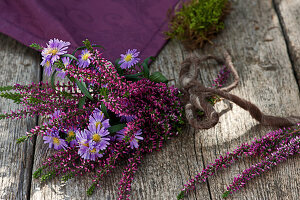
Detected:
[56,69,66,79]
[101,119,110,129]
[120,62,129,69]
[99,127,110,137]
[135,136,143,140]
[130,140,139,149]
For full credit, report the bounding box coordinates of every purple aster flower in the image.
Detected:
[43,130,67,150]
[78,49,92,68]
[109,135,118,142]
[92,108,102,114]
[130,129,143,149]
[120,115,136,122]
[41,57,53,76]
[43,110,63,125]
[51,110,62,120]
[56,57,71,79]
[41,38,70,63]
[116,128,143,149]
[118,49,140,69]
[66,127,78,147]
[101,84,108,88]
[76,129,91,147]
[89,110,110,129]
[86,125,110,150]
[78,140,103,161]
[47,110,63,123]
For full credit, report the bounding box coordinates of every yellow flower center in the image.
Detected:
[50,49,58,55]
[53,137,60,145]
[68,131,75,137]
[90,148,97,153]
[81,139,89,147]
[82,53,90,61]
[92,134,101,142]
[124,54,132,62]
[45,60,50,67]
[82,142,89,147]
[95,121,103,129]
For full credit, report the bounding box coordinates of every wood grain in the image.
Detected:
[182,0,300,199]
[3,0,297,199]
[0,33,40,199]
[273,0,300,86]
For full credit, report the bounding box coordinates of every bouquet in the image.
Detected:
[1,38,299,199]
[0,38,185,199]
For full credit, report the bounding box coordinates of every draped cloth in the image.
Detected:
[0,0,179,60]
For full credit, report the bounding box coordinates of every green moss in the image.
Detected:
[166,0,230,50]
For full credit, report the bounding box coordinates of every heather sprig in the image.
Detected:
[178,126,300,199]
[212,65,231,88]
[223,136,300,198]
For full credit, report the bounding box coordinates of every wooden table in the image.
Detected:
[0,0,299,199]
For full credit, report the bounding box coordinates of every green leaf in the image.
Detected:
[78,96,87,109]
[115,58,121,68]
[114,58,124,76]
[0,86,14,92]
[40,171,55,182]
[124,76,142,82]
[87,183,96,196]
[72,44,105,55]
[141,56,155,78]
[142,63,149,78]
[222,191,230,199]
[124,73,143,78]
[61,173,74,182]
[33,166,46,179]
[16,135,29,144]
[99,88,108,99]
[0,114,6,120]
[66,135,76,143]
[91,44,105,50]
[29,43,44,50]
[82,39,93,51]
[124,73,143,81]
[74,79,93,100]
[72,46,86,55]
[81,79,88,88]
[61,54,78,62]
[107,124,126,133]
[68,76,76,83]
[149,71,168,83]
[101,102,109,118]
[60,91,73,99]
[50,70,57,89]
[0,92,22,103]
[177,191,185,200]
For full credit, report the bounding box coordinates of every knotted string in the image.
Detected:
[179,50,300,129]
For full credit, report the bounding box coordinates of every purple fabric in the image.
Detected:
[0,0,179,61]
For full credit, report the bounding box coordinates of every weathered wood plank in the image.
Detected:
[178,0,300,199]
[29,0,300,199]
[273,0,300,86]
[0,33,41,199]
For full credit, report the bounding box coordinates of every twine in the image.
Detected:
[179,50,300,129]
